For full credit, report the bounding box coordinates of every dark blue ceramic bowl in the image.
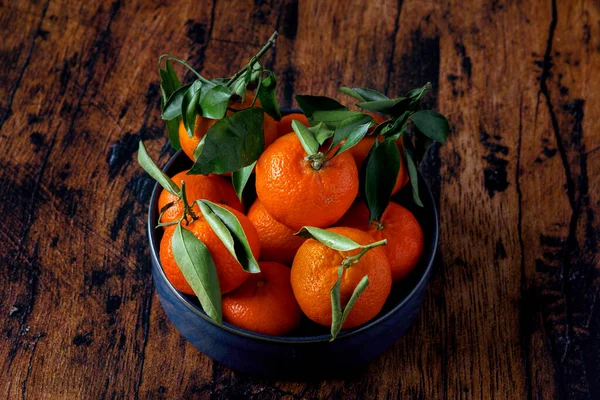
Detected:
[148,144,438,379]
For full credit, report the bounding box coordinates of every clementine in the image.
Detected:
[337,201,423,282]
[222,261,302,335]
[247,199,306,265]
[290,227,391,329]
[157,170,243,225]
[276,113,309,137]
[255,133,359,231]
[159,205,261,294]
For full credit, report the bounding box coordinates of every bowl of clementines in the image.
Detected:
[141,32,448,378]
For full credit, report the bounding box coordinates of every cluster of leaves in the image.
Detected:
[296,227,387,340]
[295,83,450,223]
[139,141,261,324]
[158,32,281,184]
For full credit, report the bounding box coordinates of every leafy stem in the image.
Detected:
[226,31,278,88]
[341,239,387,268]
[178,181,198,223]
[159,54,212,85]
[305,152,326,170]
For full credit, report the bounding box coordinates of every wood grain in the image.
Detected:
[0,0,598,398]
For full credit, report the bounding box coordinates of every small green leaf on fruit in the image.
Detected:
[257,70,281,120]
[292,120,319,155]
[196,200,261,273]
[295,226,363,251]
[137,141,180,196]
[338,87,388,102]
[295,95,346,117]
[162,83,192,121]
[171,223,222,323]
[200,84,231,120]
[363,137,400,223]
[402,134,423,207]
[232,161,256,201]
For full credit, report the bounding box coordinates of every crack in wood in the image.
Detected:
[384,0,404,96]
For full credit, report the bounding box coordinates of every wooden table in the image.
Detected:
[1,0,598,398]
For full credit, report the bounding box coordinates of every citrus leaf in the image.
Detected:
[188,108,264,174]
[159,61,181,102]
[295,226,363,251]
[162,83,192,120]
[182,81,202,137]
[196,200,261,273]
[295,95,346,117]
[410,110,449,144]
[338,87,388,102]
[311,109,369,129]
[329,113,373,150]
[402,134,423,207]
[331,274,369,340]
[199,84,231,120]
[334,121,371,156]
[308,122,334,145]
[330,265,344,340]
[171,223,222,323]
[257,70,281,120]
[356,97,409,114]
[232,161,256,201]
[363,137,400,223]
[292,120,319,155]
[406,82,431,105]
[137,141,180,196]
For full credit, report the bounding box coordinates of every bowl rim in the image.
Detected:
[147,136,439,345]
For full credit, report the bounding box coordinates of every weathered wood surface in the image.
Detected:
[1,0,598,398]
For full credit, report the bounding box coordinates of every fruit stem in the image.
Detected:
[341,239,387,268]
[162,55,212,85]
[179,181,198,223]
[226,31,278,88]
[306,152,325,170]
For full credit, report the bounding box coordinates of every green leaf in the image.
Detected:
[181,81,202,138]
[410,110,450,144]
[334,121,371,156]
[162,83,192,120]
[356,97,410,114]
[402,134,423,207]
[311,109,369,129]
[159,60,181,101]
[188,108,264,174]
[165,117,181,150]
[199,84,231,120]
[232,161,256,201]
[295,95,346,117]
[363,137,400,223]
[295,226,363,251]
[333,274,370,340]
[329,114,373,150]
[308,122,334,145]
[230,68,252,102]
[257,70,281,120]
[171,223,222,323]
[407,82,431,105]
[137,141,180,196]
[338,87,388,102]
[292,120,319,155]
[196,200,261,273]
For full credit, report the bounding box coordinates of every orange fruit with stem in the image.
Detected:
[346,136,409,195]
[159,205,261,294]
[247,198,306,265]
[337,201,423,282]
[179,92,278,162]
[255,133,359,231]
[222,261,302,335]
[290,227,391,329]
[276,113,309,137]
[157,170,243,225]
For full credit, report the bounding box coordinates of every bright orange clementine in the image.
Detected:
[179,92,277,161]
[276,113,309,137]
[346,136,409,194]
[290,227,391,329]
[337,201,423,282]
[159,205,261,294]
[247,198,306,265]
[157,170,243,225]
[255,133,359,231]
[222,261,302,335]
